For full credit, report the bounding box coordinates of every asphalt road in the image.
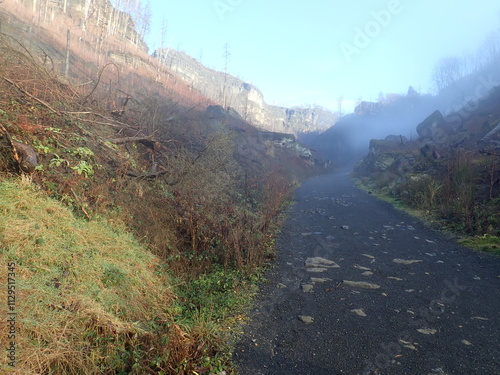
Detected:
[234,169,500,375]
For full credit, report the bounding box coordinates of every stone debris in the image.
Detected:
[471,316,489,321]
[310,277,331,283]
[298,315,314,324]
[362,254,375,259]
[277,283,287,289]
[307,268,329,273]
[393,258,423,265]
[341,225,349,230]
[429,367,448,374]
[399,339,418,350]
[461,340,473,346]
[354,264,371,271]
[425,253,437,257]
[405,289,415,293]
[305,257,340,269]
[362,271,374,276]
[343,280,381,289]
[301,284,314,293]
[351,308,367,317]
[417,328,437,335]
[387,276,403,281]
[425,239,436,244]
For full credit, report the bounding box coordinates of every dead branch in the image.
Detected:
[81,62,119,105]
[106,136,154,144]
[126,170,168,180]
[2,76,60,115]
[0,123,20,163]
[70,188,92,221]
[480,150,500,157]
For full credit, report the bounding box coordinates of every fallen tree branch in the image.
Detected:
[70,188,92,221]
[126,170,168,179]
[480,150,500,157]
[106,136,154,144]
[2,76,60,115]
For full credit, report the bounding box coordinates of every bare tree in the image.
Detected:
[432,56,464,92]
[336,95,344,117]
[140,0,151,40]
[222,43,231,108]
[82,0,92,33]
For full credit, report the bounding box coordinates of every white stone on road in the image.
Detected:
[387,276,404,281]
[301,284,314,293]
[417,328,437,335]
[305,257,340,269]
[307,268,329,273]
[399,339,418,350]
[343,280,381,289]
[393,258,423,265]
[462,340,473,346]
[351,308,367,317]
[310,277,331,283]
[354,264,371,271]
[298,315,314,324]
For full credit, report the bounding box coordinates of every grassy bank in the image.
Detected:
[355,178,500,256]
[0,180,262,374]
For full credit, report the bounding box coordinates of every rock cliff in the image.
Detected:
[154,49,336,135]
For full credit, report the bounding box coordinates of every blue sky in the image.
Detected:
[145,0,500,112]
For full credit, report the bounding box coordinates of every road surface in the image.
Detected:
[234,169,500,375]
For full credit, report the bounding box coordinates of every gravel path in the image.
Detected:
[234,169,500,375]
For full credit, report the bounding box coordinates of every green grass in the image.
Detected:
[0,179,174,373]
[458,235,500,255]
[355,178,500,256]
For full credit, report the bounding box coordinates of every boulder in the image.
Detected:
[416,110,449,144]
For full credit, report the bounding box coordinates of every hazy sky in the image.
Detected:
[145,0,500,112]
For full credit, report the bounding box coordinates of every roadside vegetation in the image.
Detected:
[354,149,500,256]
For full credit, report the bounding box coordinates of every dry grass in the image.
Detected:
[0,180,176,374]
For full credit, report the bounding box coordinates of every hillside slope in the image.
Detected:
[0,2,328,374]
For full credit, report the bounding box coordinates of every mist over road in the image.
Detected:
[234,169,500,375]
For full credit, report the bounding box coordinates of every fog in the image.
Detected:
[308,27,500,166]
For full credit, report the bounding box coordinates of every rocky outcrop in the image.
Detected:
[203,105,317,164]
[155,49,336,135]
[354,101,382,116]
[416,110,449,143]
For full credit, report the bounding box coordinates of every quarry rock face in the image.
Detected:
[416,110,448,143]
[155,49,336,135]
